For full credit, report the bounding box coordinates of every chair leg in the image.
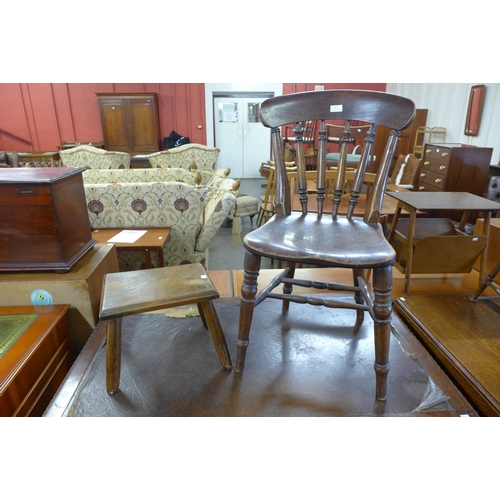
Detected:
[236,251,261,372]
[372,265,392,401]
[198,300,232,370]
[106,317,121,395]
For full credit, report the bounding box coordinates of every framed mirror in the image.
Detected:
[464,84,486,136]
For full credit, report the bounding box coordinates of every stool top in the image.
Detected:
[99,263,219,320]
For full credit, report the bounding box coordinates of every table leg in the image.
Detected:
[144,249,152,269]
[404,208,417,294]
[386,203,403,242]
[479,211,491,284]
[106,317,122,394]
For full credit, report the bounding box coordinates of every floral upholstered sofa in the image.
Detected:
[60,145,131,169]
[148,143,229,184]
[82,168,238,270]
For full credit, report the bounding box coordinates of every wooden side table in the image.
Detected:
[92,228,171,268]
[99,263,232,394]
[0,304,74,416]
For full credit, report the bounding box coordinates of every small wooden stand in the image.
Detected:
[99,263,232,394]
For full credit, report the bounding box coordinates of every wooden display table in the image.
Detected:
[0,304,74,417]
[92,228,171,268]
[395,294,500,416]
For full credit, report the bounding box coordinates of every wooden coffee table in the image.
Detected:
[92,228,171,268]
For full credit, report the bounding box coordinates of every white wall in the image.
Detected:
[204,83,283,147]
[387,83,500,164]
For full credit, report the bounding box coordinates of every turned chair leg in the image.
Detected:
[236,251,261,372]
[372,265,392,401]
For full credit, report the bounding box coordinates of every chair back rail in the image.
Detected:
[262,90,415,224]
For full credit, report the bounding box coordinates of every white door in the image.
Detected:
[214,96,271,178]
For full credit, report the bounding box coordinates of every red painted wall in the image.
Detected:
[0,83,207,152]
[0,82,386,152]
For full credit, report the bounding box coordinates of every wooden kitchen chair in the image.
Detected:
[236,90,415,401]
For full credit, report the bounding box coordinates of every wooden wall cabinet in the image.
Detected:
[96,93,161,155]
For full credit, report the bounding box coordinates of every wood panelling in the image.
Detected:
[0,83,208,152]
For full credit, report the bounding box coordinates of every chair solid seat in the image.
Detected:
[245,213,395,267]
[236,89,416,402]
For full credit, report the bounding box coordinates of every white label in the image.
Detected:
[315,85,324,91]
[330,104,343,113]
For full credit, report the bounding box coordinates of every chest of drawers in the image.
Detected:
[417,143,492,195]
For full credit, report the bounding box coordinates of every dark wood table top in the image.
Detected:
[386,191,500,212]
[92,228,171,250]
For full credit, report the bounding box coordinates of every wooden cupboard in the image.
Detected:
[96,93,161,155]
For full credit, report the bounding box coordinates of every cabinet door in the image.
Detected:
[100,99,130,151]
[129,98,160,152]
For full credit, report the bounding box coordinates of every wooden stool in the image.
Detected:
[99,263,232,394]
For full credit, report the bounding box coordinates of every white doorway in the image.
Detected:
[204,84,283,179]
[213,94,271,178]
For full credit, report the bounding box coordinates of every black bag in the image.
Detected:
[164,130,190,149]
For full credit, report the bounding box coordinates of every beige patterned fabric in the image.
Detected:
[83,168,237,270]
[60,145,130,169]
[82,168,199,185]
[148,144,230,183]
[148,143,220,170]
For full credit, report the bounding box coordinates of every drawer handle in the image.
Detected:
[420,173,426,177]
[419,186,425,190]
[441,152,448,157]
[435,178,442,183]
[439,165,446,170]
[424,161,430,165]
[20,190,36,194]
[425,149,431,153]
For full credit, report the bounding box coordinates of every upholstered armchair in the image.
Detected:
[60,145,130,169]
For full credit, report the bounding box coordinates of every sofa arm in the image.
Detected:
[195,190,237,253]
